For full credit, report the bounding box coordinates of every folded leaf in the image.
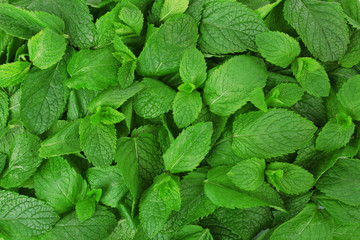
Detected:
[337,75,360,121]
[266,83,304,107]
[0,61,31,87]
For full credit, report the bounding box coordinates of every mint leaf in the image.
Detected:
[199,1,268,54]
[337,75,360,121]
[117,2,144,37]
[173,225,213,240]
[139,173,181,238]
[137,14,198,76]
[232,109,317,158]
[179,48,207,88]
[66,47,120,90]
[79,115,116,166]
[265,162,315,195]
[160,0,189,21]
[227,158,265,191]
[266,83,304,107]
[0,190,59,239]
[173,91,202,129]
[283,0,349,62]
[316,158,360,206]
[0,61,31,87]
[256,31,300,68]
[339,30,360,68]
[163,122,212,173]
[335,0,360,29]
[204,55,267,116]
[34,157,88,214]
[0,90,8,128]
[292,57,330,97]
[90,107,125,125]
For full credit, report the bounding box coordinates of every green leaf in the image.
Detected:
[232,108,317,158]
[0,3,64,39]
[66,47,120,90]
[205,166,285,211]
[249,87,268,112]
[140,173,181,238]
[34,157,89,214]
[117,2,144,37]
[20,60,68,134]
[0,61,31,87]
[265,162,314,195]
[284,0,349,62]
[204,55,267,116]
[227,158,265,191]
[91,107,125,125]
[292,57,330,97]
[115,133,163,200]
[173,91,202,129]
[0,153,6,174]
[339,30,360,68]
[29,0,96,48]
[88,82,143,113]
[163,122,212,173]
[28,28,67,69]
[266,83,304,107]
[43,206,117,240]
[106,219,136,240]
[316,158,360,206]
[133,78,176,119]
[137,14,198,76]
[0,90,8,128]
[333,225,360,240]
[67,89,95,121]
[0,190,59,239]
[179,48,207,88]
[75,198,96,222]
[256,31,300,68]
[86,166,128,207]
[39,119,82,158]
[118,60,136,88]
[160,0,189,21]
[334,0,360,29]
[337,75,360,121]
[269,203,333,240]
[79,115,116,167]
[173,225,213,240]
[316,113,355,152]
[0,132,41,188]
[199,1,268,54]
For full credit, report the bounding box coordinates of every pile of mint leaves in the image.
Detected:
[0,0,360,239]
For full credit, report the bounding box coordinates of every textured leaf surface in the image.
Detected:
[173,91,202,129]
[0,90,8,128]
[0,190,59,239]
[0,133,41,188]
[137,14,198,76]
[316,158,360,206]
[232,109,317,158]
[179,48,207,88]
[133,78,176,119]
[79,115,116,166]
[0,61,31,87]
[256,31,300,68]
[339,30,360,68]
[66,47,120,90]
[337,75,360,121]
[34,157,88,214]
[204,55,267,116]
[163,122,213,173]
[266,83,304,108]
[160,0,189,21]
[199,1,268,54]
[20,60,68,134]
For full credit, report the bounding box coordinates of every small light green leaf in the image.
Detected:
[0,61,31,87]
[227,158,265,191]
[118,60,136,88]
[316,158,360,206]
[199,1,268,54]
[337,75,360,121]
[316,113,355,152]
[28,28,67,69]
[204,55,268,116]
[163,122,213,173]
[179,48,207,88]
[91,107,125,125]
[204,166,285,211]
[256,31,300,68]
[140,173,181,238]
[266,162,314,195]
[160,0,189,21]
[76,198,96,222]
[249,87,267,112]
[0,190,59,239]
[34,157,88,214]
[232,109,317,158]
[39,119,82,158]
[0,90,8,128]
[173,91,202,129]
[266,83,304,107]
[269,203,332,240]
[117,2,143,37]
[292,57,330,97]
[137,14,198,76]
[0,132,41,189]
[133,78,176,119]
[66,47,120,90]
